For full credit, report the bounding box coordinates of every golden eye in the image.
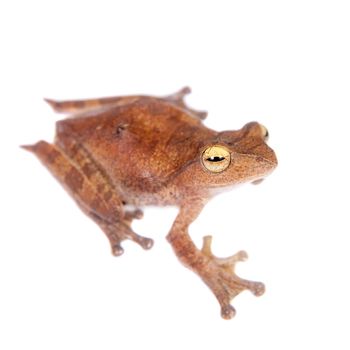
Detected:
[260,124,269,141]
[201,145,231,173]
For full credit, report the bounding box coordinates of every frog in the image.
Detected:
[23,87,277,319]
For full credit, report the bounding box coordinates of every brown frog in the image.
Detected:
[23,87,277,319]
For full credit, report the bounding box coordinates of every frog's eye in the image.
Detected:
[260,124,269,141]
[201,145,231,173]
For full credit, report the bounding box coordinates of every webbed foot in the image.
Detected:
[201,236,265,319]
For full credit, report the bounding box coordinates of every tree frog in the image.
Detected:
[23,87,277,319]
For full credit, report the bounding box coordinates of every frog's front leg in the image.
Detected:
[22,141,153,256]
[167,201,265,319]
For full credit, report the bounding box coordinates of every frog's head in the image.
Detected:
[191,122,277,190]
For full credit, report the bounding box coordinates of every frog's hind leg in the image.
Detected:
[45,87,207,120]
[22,141,153,256]
[55,126,153,255]
[163,86,208,120]
[44,95,140,115]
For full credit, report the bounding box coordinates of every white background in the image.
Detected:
[1,1,350,349]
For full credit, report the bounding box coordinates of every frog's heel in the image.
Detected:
[163,87,208,120]
[21,141,153,256]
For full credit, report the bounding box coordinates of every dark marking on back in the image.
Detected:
[82,162,96,178]
[115,123,129,137]
[65,167,84,191]
[45,148,60,164]
[104,191,113,202]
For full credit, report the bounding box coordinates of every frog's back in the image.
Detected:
[56,98,216,194]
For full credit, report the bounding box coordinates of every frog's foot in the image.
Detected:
[102,221,153,256]
[201,235,265,319]
[164,87,208,120]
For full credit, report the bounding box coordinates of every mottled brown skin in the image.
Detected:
[23,87,277,319]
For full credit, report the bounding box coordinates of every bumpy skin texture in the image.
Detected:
[23,87,277,319]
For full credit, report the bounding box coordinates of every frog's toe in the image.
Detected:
[112,243,124,256]
[137,237,154,250]
[201,236,248,270]
[251,281,265,296]
[221,304,236,320]
[166,86,191,101]
[124,209,144,221]
[133,209,144,219]
[103,222,153,256]
[109,234,153,256]
[124,225,154,250]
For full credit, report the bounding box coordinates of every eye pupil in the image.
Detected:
[202,145,231,173]
[207,156,225,162]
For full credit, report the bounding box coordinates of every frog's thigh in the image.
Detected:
[55,128,146,226]
[55,122,124,214]
[22,141,120,221]
[23,141,153,255]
